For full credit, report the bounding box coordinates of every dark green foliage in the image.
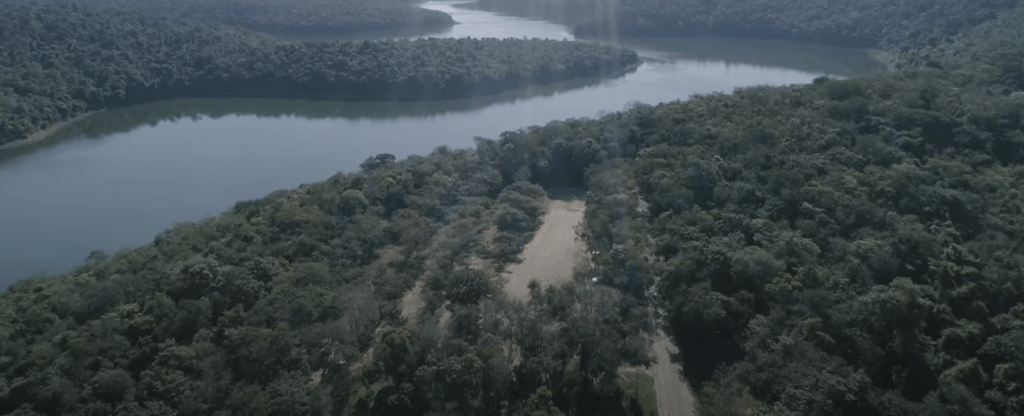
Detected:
[0,4,640,146]
[476,0,1023,49]
[571,37,1023,416]
[5,3,1024,416]
[0,147,547,415]
[3,0,456,38]
[358,284,653,416]
[418,14,1024,414]
[900,7,1024,91]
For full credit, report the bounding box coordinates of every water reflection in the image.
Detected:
[0,75,609,164]
[618,37,885,77]
[0,1,886,286]
[311,1,576,41]
[344,1,886,77]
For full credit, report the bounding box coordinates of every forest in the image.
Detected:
[474,0,1023,49]
[0,143,653,415]
[0,0,456,37]
[0,4,639,147]
[3,1,1024,416]
[474,7,1024,415]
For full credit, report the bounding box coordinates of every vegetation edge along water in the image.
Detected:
[471,0,1024,50]
[0,4,640,148]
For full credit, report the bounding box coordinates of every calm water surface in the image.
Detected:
[0,1,886,286]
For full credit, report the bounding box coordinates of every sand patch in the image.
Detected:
[501,199,587,300]
[400,279,427,324]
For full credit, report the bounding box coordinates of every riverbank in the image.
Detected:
[0,111,99,152]
[0,62,639,152]
[470,0,1019,51]
[0,5,641,148]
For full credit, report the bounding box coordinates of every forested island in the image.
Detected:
[473,0,1023,49]
[0,5,639,147]
[1,0,456,38]
[3,1,1024,416]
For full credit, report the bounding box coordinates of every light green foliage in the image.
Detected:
[618,372,656,416]
[525,387,566,416]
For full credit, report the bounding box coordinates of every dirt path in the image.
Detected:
[503,198,695,416]
[400,279,427,324]
[502,199,587,300]
[651,334,696,416]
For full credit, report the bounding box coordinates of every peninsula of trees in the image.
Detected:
[473,0,1023,49]
[0,5,640,147]
[1,0,456,38]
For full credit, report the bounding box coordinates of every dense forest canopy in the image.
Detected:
[898,7,1024,90]
[480,8,1024,415]
[0,4,639,146]
[0,144,653,416]
[3,1,1024,416]
[0,0,456,37]
[474,0,1024,49]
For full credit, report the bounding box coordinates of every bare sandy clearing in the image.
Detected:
[503,197,693,416]
[393,195,694,416]
[502,199,587,300]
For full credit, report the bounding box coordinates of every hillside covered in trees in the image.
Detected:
[473,0,1023,49]
[0,4,639,147]
[1,0,456,37]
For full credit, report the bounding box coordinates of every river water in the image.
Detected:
[0,1,886,286]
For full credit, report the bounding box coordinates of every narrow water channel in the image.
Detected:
[0,1,886,286]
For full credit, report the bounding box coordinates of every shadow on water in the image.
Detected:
[0,73,614,163]
[617,36,887,78]
[450,0,886,77]
[274,24,457,42]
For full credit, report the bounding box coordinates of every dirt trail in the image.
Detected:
[505,197,695,416]
[400,279,427,324]
[502,199,587,300]
[394,196,695,416]
[650,334,696,416]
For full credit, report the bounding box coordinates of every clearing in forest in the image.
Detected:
[506,195,696,416]
[502,198,587,300]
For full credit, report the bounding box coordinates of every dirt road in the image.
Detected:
[502,199,587,300]
[651,334,696,416]
[400,279,426,324]
[460,196,697,416]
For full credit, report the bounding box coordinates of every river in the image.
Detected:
[0,1,886,287]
